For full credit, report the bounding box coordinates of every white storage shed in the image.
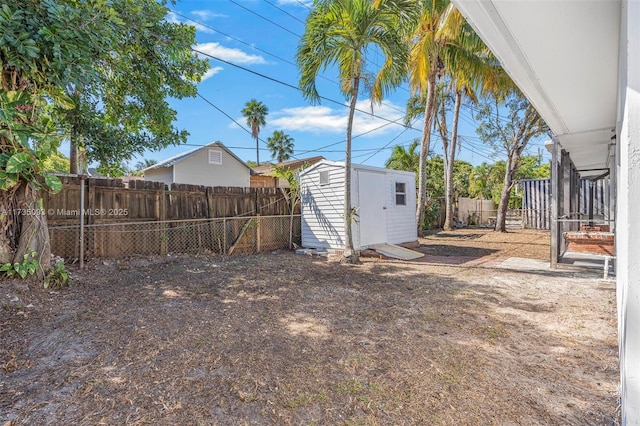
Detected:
[299,160,417,250]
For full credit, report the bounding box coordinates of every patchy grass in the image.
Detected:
[0,229,619,425]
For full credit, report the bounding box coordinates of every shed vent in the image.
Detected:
[319,170,330,185]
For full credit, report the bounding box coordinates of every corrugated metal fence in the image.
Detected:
[519,177,611,229]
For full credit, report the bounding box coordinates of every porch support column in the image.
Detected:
[550,137,560,268]
[618,0,640,422]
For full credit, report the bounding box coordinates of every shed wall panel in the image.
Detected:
[301,163,345,249]
[383,172,417,245]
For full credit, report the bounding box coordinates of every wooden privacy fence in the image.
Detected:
[49,216,301,259]
[43,176,297,226]
[42,176,300,259]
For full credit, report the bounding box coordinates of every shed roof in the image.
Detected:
[299,159,416,178]
[252,156,325,176]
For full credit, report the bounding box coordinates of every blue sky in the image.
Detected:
[127,0,550,170]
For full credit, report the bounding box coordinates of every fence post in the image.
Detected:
[223,218,227,254]
[87,178,95,257]
[256,215,261,253]
[206,187,216,253]
[79,175,85,269]
[159,185,167,255]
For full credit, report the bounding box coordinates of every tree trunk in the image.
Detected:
[416,69,437,237]
[443,90,461,231]
[0,193,16,264]
[2,183,52,279]
[495,153,519,233]
[256,136,260,166]
[70,127,78,175]
[343,76,360,263]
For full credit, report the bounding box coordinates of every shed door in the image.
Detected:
[357,171,387,246]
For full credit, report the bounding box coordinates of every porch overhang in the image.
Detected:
[453,0,621,178]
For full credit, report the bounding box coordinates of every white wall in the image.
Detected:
[617,0,640,422]
[174,146,250,187]
[300,162,345,249]
[144,167,173,187]
[382,171,417,245]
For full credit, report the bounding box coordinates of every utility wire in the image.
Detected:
[227,0,300,37]
[263,0,307,24]
[171,10,410,117]
[192,47,418,132]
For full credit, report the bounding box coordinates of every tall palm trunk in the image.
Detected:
[255,136,260,166]
[416,68,437,236]
[443,89,461,230]
[69,90,80,174]
[69,139,78,174]
[343,75,360,261]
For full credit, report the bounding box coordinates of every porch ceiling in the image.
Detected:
[453,0,621,177]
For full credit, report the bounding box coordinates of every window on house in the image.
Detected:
[208,149,222,165]
[319,170,330,186]
[395,182,406,205]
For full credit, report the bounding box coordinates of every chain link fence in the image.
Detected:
[49,215,301,260]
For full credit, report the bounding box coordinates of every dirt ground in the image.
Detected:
[1,228,619,425]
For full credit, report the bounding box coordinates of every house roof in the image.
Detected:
[143,141,253,173]
[452,0,620,178]
[252,156,325,176]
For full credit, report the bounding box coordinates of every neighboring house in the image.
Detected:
[251,156,324,188]
[143,142,251,188]
[299,160,416,250]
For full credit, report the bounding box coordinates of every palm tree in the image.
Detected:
[405,1,469,235]
[406,1,512,233]
[267,130,295,163]
[241,99,269,166]
[297,0,414,262]
[385,140,420,173]
[135,158,158,171]
[439,30,512,230]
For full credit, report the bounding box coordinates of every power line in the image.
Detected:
[192,47,418,132]
[170,10,299,69]
[263,0,306,25]
[227,0,300,38]
[171,9,411,117]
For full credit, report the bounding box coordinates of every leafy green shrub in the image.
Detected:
[422,200,441,230]
[44,261,70,289]
[0,250,39,279]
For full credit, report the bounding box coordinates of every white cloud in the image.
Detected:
[269,100,406,136]
[166,12,181,24]
[200,66,224,82]
[166,11,217,34]
[191,10,227,20]
[196,42,266,65]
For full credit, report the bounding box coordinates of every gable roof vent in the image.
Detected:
[208,149,222,165]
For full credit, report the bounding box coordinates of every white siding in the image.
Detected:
[174,146,250,187]
[384,172,417,245]
[300,162,345,249]
[301,161,417,250]
[617,1,640,421]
